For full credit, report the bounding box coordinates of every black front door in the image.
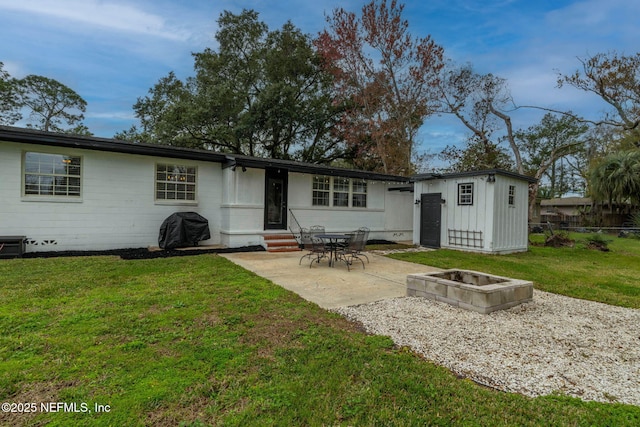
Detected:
[264,168,288,230]
[420,193,441,248]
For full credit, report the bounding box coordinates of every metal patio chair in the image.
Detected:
[299,227,328,267]
[336,229,366,271]
[309,225,325,236]
[355,226,370,263]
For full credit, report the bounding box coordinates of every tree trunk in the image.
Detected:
[528,182,539,224]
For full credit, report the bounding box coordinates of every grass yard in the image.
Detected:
[1,252,639,426]
[390,233,640,309]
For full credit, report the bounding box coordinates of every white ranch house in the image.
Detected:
[0,126,413,254]
[0,126,534,256]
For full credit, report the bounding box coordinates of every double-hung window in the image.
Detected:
[333,177,350,207]
[23,152,82,198]
[508,185,516,206]
[458,183,474,205]
[312,176,330,206]
[352,181,367,207]
[155,163,197,202]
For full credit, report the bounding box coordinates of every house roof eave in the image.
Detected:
[0,125,228,163]
[0,126,409,183]
[223,154,409,182]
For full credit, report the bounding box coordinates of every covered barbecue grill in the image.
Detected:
[158,212,211,249]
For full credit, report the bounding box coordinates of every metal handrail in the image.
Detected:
[288,209,303,237]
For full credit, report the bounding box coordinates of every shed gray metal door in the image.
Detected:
[420,193,441,248]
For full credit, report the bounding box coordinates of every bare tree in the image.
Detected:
[436,64,588,220]
[558,51,640,142]
[436,64,524,171]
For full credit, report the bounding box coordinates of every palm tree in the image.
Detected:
[589,150,640,206]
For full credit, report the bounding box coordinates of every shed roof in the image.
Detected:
[0,126,409,183]
[412,169,537,183]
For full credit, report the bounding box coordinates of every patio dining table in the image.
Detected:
[315,233,351,267]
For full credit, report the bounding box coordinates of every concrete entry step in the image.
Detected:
[267,240,300,248]
[262,233,301,252]
[263,234,297,241]
[267,247,302,253]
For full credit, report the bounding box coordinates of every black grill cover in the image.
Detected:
[158,212,211,249]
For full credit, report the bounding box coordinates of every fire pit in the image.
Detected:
[406,269,533,314]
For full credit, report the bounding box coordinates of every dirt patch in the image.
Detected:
[0,380,78,427]
[586,241,610,252]
[544,234,575,248]
[239,300,368,360]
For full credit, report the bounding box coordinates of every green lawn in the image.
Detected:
[390,233,640,309]
[1,251,639,426]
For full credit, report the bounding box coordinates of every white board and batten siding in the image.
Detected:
[490,175,530,253]
[0,141,223,252]
[413,171,532,254]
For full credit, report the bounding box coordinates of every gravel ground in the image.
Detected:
[334,290,640,406]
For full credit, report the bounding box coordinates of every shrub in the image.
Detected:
[585,233,610,251]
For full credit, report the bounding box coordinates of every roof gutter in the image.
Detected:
[0,126,409,183]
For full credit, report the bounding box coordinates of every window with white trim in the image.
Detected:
[333,177,350,207]
[23,152,81,197]
[155,163,197,202]
[312,175,330,206]
[312,176,367,208]
[458,183,474,205]
[352,180,367,207]
[508,185,516,206]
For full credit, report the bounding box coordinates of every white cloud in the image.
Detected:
[543,0,640,54]
[1,60,24,77]
[0,0,190,41]
[86,111,136,121]
[547,0,640,32]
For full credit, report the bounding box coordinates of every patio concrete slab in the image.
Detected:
[220,251,441,309]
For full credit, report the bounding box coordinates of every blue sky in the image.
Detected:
[1,0,638,158]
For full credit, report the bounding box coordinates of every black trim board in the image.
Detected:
[412,169,537,184]
[0,126,409,183]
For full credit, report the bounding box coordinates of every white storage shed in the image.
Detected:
[412,170,536,254]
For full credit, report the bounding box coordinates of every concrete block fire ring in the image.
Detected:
[407,269,533,314]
